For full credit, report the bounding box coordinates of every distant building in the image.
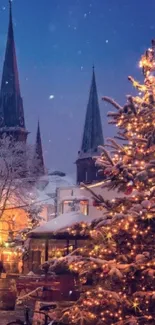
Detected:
[0,1,27,142]
[0,1,45,273]
[0,1,44,172]
[35,170,75,221]
[56,181,123,220]
[76,67,104,184]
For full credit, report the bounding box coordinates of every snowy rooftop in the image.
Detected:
[33,170,75,206]
[30,211,96,235]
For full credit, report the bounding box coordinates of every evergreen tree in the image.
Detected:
[59,41,155,325]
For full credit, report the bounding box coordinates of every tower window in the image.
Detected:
[85,170,88,182]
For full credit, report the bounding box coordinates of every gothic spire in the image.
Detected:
[0,0,26,134]
[35,121,45,176]
[79,66,104,157]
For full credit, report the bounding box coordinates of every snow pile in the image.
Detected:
[30,211,96,234]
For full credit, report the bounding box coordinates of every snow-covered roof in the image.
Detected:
[37,173,74,192]
[33,171,75,206]
[30,211,96,234]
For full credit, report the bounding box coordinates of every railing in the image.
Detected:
[17,273,80,302]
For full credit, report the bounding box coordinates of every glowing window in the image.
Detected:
[62,200,89,215]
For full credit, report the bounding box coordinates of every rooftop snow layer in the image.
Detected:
[30,211,96,234]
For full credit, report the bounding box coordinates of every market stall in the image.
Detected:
[24,211,95,273]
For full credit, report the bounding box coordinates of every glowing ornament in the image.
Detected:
[124,181,134,195]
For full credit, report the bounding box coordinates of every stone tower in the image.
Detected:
[0,1,28,141]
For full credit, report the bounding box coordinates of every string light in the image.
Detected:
[52,40,155,325]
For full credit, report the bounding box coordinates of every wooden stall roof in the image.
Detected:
[28,211,96,240]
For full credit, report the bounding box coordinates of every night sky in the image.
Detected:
[0,0,155,178]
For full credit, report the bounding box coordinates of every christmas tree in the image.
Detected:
[58,41,155,325]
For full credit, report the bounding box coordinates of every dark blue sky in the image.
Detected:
[0,0,155,177]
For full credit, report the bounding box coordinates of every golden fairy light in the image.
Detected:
[56,40,155,325]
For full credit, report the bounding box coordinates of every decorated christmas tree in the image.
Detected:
[58,41,155,325]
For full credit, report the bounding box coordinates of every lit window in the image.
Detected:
[62,200,88,215]
[80,200,89,215]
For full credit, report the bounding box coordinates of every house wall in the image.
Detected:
[56,182,124,219]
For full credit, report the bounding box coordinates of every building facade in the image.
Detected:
[56,182,123,220]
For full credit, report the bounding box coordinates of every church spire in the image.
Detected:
[0,0,27,140]
[80,66,104,155]
[35,121,45,176]
[76,67,104,184]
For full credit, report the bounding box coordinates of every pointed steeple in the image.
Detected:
[76,67,104,184]
[80,66,104,156]
[0,1,27,140]
[35,121,45,176]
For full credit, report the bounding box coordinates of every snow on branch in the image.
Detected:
[0,135,40,219]
[102,96,123,110]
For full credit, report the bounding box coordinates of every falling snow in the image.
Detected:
[49,95,54,100]
[1,0,153,177]
[77,50,82,55]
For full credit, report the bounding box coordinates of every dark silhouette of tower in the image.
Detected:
[0,0,28,141]
[34,121,45,176]
[76,67,104,184]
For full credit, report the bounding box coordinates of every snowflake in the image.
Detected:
[49,95,54,100]
[77,50,82,55]
[49,23,56,32]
